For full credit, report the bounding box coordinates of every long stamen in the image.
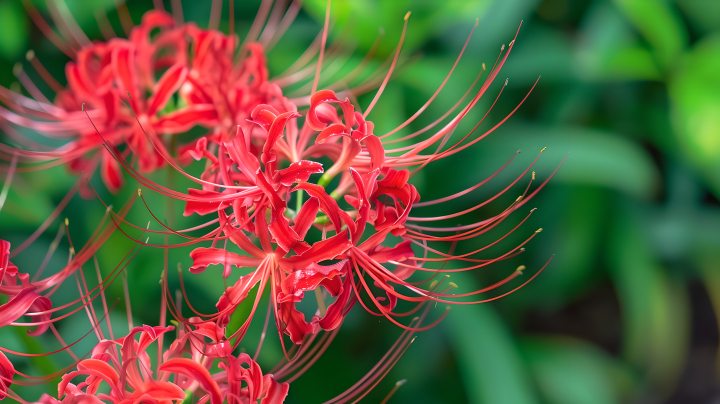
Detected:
[363,11,410,118]
[311,0,331,95]
[0,153,18,212]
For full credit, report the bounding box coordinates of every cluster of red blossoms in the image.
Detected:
[0,1,557,403]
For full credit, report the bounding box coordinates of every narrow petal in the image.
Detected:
[159,358,222,404]
[292,197,319,239]
[147,64,188,115]
[189,248,262,276]
[275,161,323,186]
[279,230,351,272]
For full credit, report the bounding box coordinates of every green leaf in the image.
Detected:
[675,0,720,34]
[0,0,29,59]
[443,272,538,404]
[521,337,633,404]
[486,124,661,200]
[669,34,720,198]
[608,205,689,390]
[612,0,688,68]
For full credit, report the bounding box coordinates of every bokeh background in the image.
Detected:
[1,0,720,402]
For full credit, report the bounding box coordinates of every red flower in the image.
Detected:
[0,7,289,197]
[0,351,14,401]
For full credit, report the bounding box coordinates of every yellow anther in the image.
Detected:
[65,218,69,226]
[26,50,35,61]
[532,171,536,180]
[138,188,142,196]
[536,228,543,233]
[404,11,411,20]
[516,265,526,272]
[69,247,75,255]
[13,63,22,76]
[541,147,546,153]
[449,282,458,288]
[170,320,179,326]
[429,280,439,290]
[509,39,515,46]
[482,63,486,70]
[475,18,479,27]
[501,44,505,51]
[516,195,523,202]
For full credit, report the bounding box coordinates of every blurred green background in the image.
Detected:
[2,0,720,402]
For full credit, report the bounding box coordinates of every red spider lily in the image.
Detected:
[67,9,559,356]
[55,325,189,404]
[0,351,13,401]
[0,9,279,197]
[0,2,558,402]
[0,0,381,197]
[131,19,556,345]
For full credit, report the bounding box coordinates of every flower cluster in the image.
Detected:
[0,1,555,402]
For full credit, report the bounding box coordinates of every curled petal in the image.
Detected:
[279,230,351,272]
[370,241,414,264]
[147,64,188,115]
[292,197,319,239]
[0,287,52,335]
[260,374,290,404]
[0,240,18,285]
[256,170,284,210]
[111,45,139,104]
[307,90,341,130]
[362,132,385,171]
[160,358,222,404]
[317,274,354,332]
[0,351,14,401]
[275,161,323,186]
[280,260,347,301]
[183,188,232,217]
[155,105,219,134]
[189,248,262,276]
[315,123,348,144]
[250,104,280,132]
[187,137,208,161]
[292,183,343,232]
[262,111,302,173]
[269,209,301,253]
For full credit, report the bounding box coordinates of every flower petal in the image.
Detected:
[279,230,351,272]
[159,358,222,404]
[275,161,323,186]
[189,248,263,277]
[183,188,232,217]
[147,63,187,115]
[155,104,219,134]
[292,197,319,239]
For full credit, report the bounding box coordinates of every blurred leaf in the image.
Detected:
[519,186,609,308]
[697,253,720,374]
[0,0,29,59]
[675,0,720,34]
[669,34,720,198]
[612,0,687,68]
[444,272,538,404]
[521,337,631,404]
[608,205,689,393]
[574,2,655,82]
[0,182,54,229]
[489,124,661,199]
[602,44,661,80]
